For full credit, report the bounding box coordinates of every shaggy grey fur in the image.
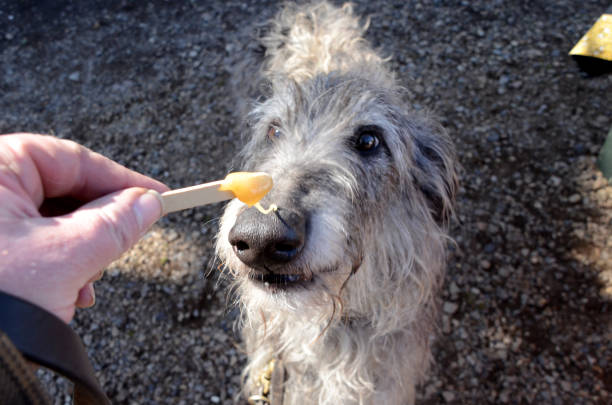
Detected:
[216,2,458,404]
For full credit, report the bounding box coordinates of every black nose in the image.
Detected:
[228,207,306,269]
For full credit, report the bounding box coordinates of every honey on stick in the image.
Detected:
[219,172,277,214]
[160,171,276,215]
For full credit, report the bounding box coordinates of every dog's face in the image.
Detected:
[217,74,456,315]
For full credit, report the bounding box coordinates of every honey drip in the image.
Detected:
[254,202,278,215]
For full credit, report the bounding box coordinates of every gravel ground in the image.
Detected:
[1,0,611,404]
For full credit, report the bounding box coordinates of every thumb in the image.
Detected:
[61,188,163,277]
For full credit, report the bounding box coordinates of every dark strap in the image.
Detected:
[0,291,110,405]
[0,331,51,405]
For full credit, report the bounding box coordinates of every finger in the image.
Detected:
[92,269,105,282]
[76,283,95,308]
[77,270,105,309]
[1,133,168,207]
[58,187,163,282]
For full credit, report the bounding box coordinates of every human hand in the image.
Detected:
[0,133,169,323]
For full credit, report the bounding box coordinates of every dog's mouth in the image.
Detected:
[248,271,311,289]
[245,263,351,292]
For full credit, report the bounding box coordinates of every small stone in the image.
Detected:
[496,349,508,361]
[498,267,510,277]
[480,259,492,269]
[560,381,572,392]
[548,176,561,187]
[210,395,220,403]
[166,230,179,242]
[449,282,460,297]
[568,194,581,204]
[68,72,80,81]
[442,391,455,402]
[510,80,522,89]
[526,48,543,58]
[443,301,459,315]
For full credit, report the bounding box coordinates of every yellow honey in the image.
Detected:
[254,202,278,214]
[219,172,275,212]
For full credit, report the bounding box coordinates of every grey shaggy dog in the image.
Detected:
[216,2,458,404]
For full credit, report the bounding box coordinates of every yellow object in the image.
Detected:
[248,358,276,405]
[219,172,274,206]
[570,13,612,61]
[254,202,278,214]
[160,171,273,214]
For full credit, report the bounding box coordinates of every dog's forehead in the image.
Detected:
[246,74,420,177]
[271,75,392,140]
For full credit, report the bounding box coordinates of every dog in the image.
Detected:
[216,2,457,404]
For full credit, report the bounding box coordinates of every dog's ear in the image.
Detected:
[411,123,458,226]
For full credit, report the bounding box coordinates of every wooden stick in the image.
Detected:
[161,181,235,215]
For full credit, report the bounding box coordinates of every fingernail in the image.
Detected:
[133,190,163,231]
[87,284,96,307]
[76,283,96,308]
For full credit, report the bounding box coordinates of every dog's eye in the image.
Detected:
[354,126,382,153]
[356,133,379,151]
[267,125,281,141]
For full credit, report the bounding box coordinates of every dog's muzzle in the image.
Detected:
[228,206,308,287]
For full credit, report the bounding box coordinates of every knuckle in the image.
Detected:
[94,205,137,254]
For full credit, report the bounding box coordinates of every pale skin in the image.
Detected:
[0,133,169,323]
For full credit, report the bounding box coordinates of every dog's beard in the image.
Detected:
[235,263,354,323]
